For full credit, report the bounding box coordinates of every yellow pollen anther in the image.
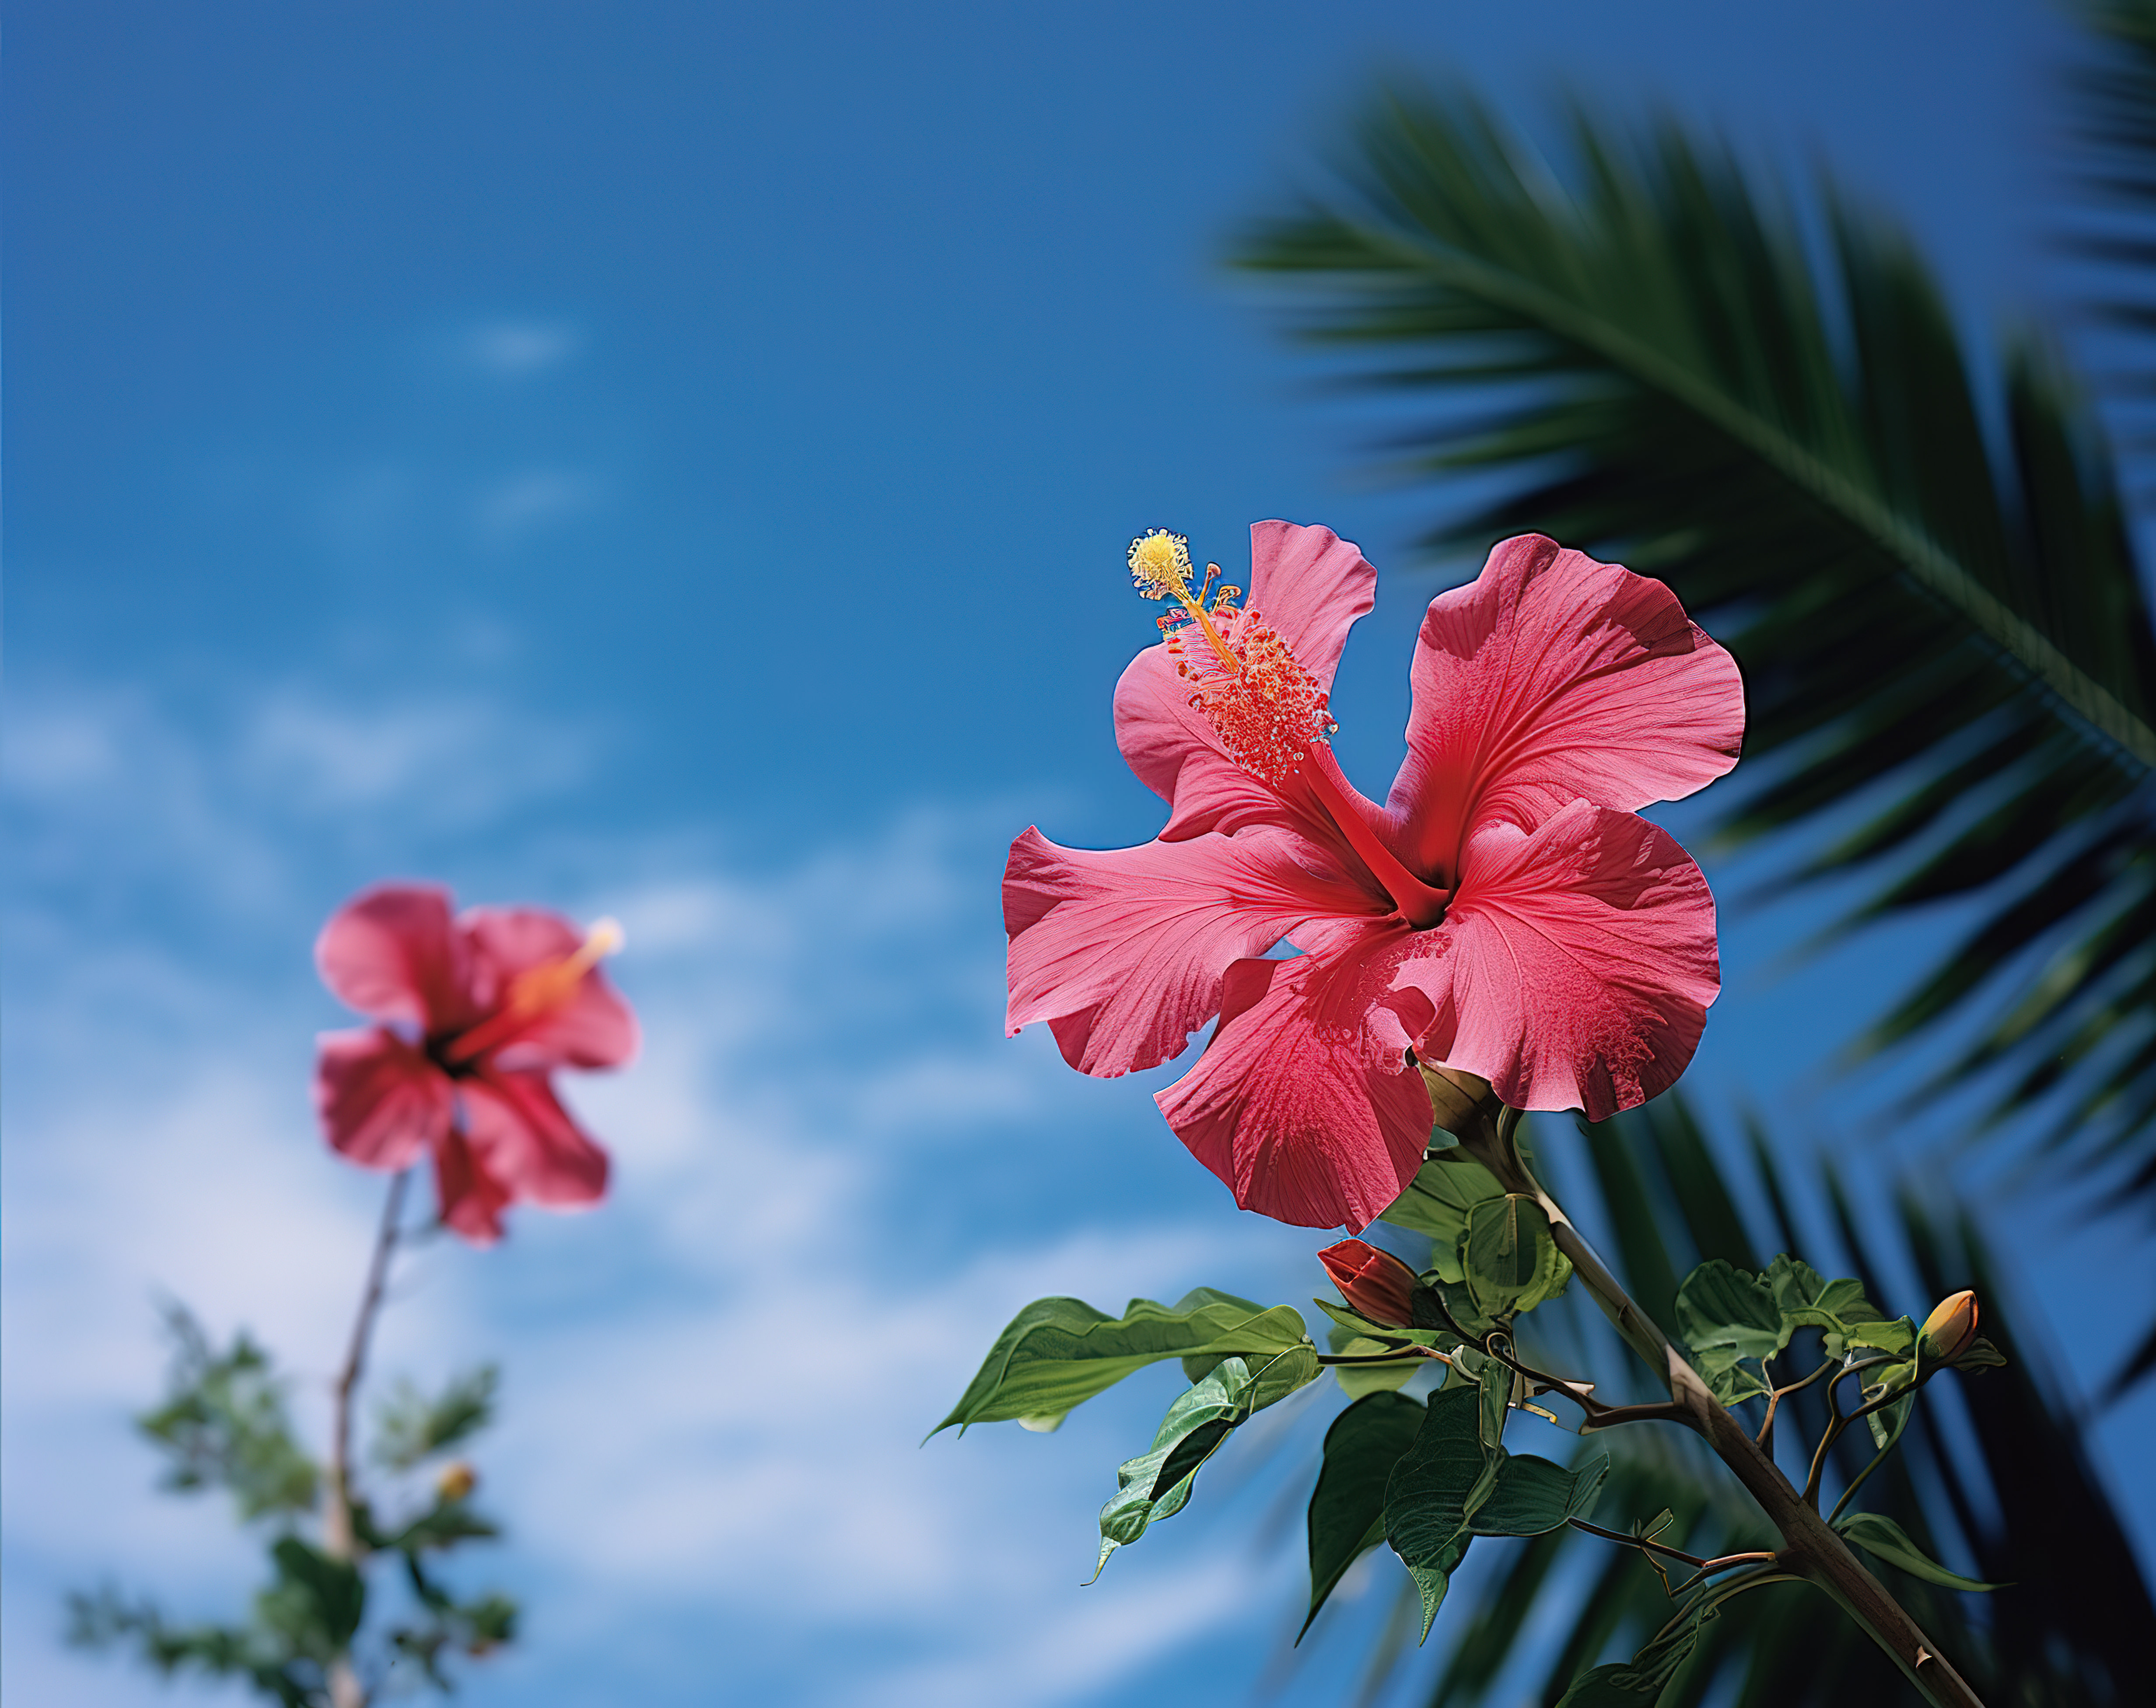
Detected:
[1128,530,1194,601]
[1126,531,1341,789]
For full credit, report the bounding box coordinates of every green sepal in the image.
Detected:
[1301,1392,1425,1640]
[1835,1512,2007,1591]
[933,1289,1309,1437]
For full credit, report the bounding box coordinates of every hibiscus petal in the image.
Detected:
[1005,825,1381,1078]
[1388,535,1744,882]
[432,1125,513,1246]
[313,1027,453,1171]
[462,906,639,1069]
[1393,802,1721,1121]
[1115,521,1377,840]
[315,883,476,1031]
[459,1069,611,1208]
[1155,936,1432,1232]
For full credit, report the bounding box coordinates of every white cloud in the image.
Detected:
[472,470,608,547]
[462,320,581,378]
[2,680,1326,1708]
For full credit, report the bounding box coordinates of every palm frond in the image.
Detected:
[2068,0,2156,483]
[1234,89,2156,1202]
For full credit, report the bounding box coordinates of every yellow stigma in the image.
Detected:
[1128,530,1193,601]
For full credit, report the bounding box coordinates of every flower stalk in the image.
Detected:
[323,1167,411,1708]
[1440,1080,1987,1708]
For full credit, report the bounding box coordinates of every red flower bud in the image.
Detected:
[1919,1290,1980,1365]
[1320,1238,1421,1328]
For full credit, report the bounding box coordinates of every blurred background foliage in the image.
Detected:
[1231,0,2156,1700]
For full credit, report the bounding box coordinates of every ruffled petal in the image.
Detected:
[462,906,639,1070]
[1245,519,1380,690]
[1005,825,1382,1078]
[459,1068,611,1209]
[1393,802,1721,1121]
[1115,521,1377,841]
[313,1027,453,1171]
[432,1125,513,1246]
[315,883,477,1032]
[1388,535,1744,883]
[1155,931,1432,1231]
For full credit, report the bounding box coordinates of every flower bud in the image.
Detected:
[435,1460,478,1504]
[1320,1238,1422,1328]
[1918,1290,1980,1365]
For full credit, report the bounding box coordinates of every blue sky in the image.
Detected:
[6,3,2149,1705]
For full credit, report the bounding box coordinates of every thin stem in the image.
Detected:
[1315,1345,1450,1366]
[322,1168,410,1708]
[1566,1516,1709,1568]
[1830,1433,1900,1527]
[1669,1551,1784,1597]
[1759,1355,1837,1450]
[1442,1091,1986,1708]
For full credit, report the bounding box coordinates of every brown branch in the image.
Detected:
[1434,1077,1987,1708]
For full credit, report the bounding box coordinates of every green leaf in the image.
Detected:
[257,1537,365,1656]
[1460,1196,1572,1317]
[1554,1599,1715,1706]
[1675,1255,1905,1404]
[1314,1295,1458,1349]
[1470,1451,1610,1538]
[1093,1355,1278,1578]
[1407,1551,1465,1642]
[384,1499,500,1554]
[1675,1259,1782,1355]
[1325,1323,1424,1399]
[1386,1386,1486,1574]
[933,1290,1309,1437]
[1866,1386,1917,1455]
[1302,1392,1426,1639]
[372,1367,498,1470]
[1835,1512,2007,1591]
[1376,1155,1508,1281]
[136,1306,318,1521]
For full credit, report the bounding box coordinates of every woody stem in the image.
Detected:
[1446,1097,1985,1708]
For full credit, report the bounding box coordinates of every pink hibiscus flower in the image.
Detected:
[1004,523,1743,1231]
[312,882,638,1244]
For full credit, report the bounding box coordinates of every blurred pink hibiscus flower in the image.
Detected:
[1004,523,1743,1231]
[312,883,638,1243]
